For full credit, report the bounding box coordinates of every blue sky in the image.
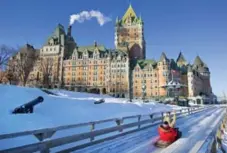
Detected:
[1,0,227,96]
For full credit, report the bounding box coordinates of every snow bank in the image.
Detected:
[0,85,180,134]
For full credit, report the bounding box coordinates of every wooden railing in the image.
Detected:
[197,107,227,153]
[0,106,211,153]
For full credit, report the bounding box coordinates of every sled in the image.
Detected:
[154,128,182,148]
[154,140,172,148]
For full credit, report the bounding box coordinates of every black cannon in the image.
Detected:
[12,96,44,114]
[94,99,105,104]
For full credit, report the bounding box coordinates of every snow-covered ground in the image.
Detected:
[0,85,223,152]
[75,106,224,153]
[0,85,182,134]
[0,85,184,149]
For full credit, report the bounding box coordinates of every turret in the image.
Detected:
[94,41,97,47]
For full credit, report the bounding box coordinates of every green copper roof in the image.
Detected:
[116,4,143,26]
[46,24,66,44]
[77,45,107,52]
[194,56,204,66]
[176,52,186,63]
[122,4,137,21]
[51,24,65,38]
[137,59,156,69]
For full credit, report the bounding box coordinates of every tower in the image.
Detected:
[176,52,187,67]
[115,4,146,59]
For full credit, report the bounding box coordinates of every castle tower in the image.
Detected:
[115,4,146,59]
[176,52,187,67]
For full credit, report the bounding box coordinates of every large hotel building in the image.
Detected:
[8,5,213,100]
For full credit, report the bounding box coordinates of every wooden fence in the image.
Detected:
[0,106,211,153]
[197,107,227,153]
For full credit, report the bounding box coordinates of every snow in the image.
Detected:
[76,106,224,153]
[0,85,181,150]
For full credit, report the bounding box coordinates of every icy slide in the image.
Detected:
[75,107,225,153]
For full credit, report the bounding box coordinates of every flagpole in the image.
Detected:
[171,70,173,81]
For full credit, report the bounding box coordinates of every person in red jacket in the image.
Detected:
[156,111,178,147]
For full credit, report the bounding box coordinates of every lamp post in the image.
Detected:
[142,84,146,102]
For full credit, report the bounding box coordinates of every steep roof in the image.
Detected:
[52,24,66,37]
[193,56,204,66]
[137,59,156,69]
[20,44,34,52]
[77,45,107,53]
[176,52,186,63]
[110,49,128,56]
[117,4,142,26]
[122,4,137,21]
[159,52,168,61]
[46,24,66,45]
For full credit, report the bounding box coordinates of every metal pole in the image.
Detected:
[171,70,173,81]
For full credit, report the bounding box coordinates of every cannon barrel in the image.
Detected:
[12,96,44,114]
[22,96,44,109]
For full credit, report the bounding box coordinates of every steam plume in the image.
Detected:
[70,10,111,26]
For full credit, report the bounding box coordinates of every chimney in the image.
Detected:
[67,25,72,37]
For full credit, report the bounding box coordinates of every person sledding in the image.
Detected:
[155,111,181,148]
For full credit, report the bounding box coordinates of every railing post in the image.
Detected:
[41,149,50,153]
[34,131,55,141]
[192,107,195,113]
[34,131,55,153]
[180,109,183,114]
[150,114,153,122]
[138,115,141,129]
[116,119,123,132]
[161,112,164,122]
[90,123,95,141]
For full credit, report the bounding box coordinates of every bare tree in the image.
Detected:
[5,70,15,84]
[0,45,16,67]
[14,52,36,86]
[7,45,37,86]
[40,57,54,88]
[0,71,4,83]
